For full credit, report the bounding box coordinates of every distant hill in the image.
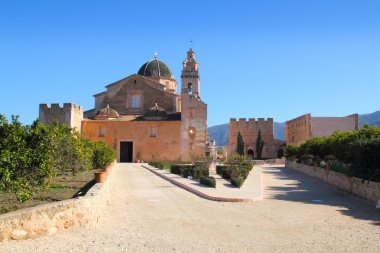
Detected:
[208,123,229,146]
[358,110,380,128]
[208,110,380,146]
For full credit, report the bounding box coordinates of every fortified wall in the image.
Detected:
[285,113,359,145]
[39,103,83,131]
[228,118,284,158]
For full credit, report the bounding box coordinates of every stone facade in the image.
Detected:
[39,103,83,131]
[90,74,180,118]
[285,113,359,145]
[228,118,285,158]
[180,48,208,160]
[82,119,182,162]
[286,160,380,205]
[40,49,208,162]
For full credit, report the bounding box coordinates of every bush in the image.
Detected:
[200,176,216,188]
[91,141,116,170]
[239,167,249,179]
[0,115,117,203]
[221,167,231,180]
[216,165,228,175]
[170,164,193,175]
[231,177,244,188]
[193,166,209,179]
[242,162,253,171]
[149,162,173,170]
[300,154,314,165]
[286,144,299,158]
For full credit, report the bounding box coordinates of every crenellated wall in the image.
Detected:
[228,118,284,158]
[39,103,83,131]
[286,113,358,146]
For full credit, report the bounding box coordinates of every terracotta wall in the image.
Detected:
[180,94,208,161]
[229,118,284,158]
[311,117,357,137]
[93,74,178,115]
[82,120,182,162]
[285,114,311,146]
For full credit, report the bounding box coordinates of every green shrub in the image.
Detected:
[170,164,193,175]
[216,165,228,175]
[330,160,354,176]
[239,167,249,179]
[193,166,209,179]
[221,167,231,179]
[149,162,173,170]
[200,176,216,188]
[170,164,183,174]
[300,154,314,165]
[231,177,244,188]
[242,162,253,171]
[91,141,116,170]
[286,144,299,158]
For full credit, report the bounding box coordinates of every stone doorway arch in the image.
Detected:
[247,149,254,160]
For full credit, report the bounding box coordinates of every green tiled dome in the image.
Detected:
[137,54,173,79]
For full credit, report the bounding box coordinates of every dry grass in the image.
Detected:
[0,170,95,214]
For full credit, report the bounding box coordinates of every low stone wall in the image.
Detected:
[0,162,116,242]
[286,160,380,205]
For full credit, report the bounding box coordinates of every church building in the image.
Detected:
[40,49,209,162]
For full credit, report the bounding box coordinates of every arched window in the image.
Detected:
[188,83,193,95]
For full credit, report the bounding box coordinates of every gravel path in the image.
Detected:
[1,164,379,253]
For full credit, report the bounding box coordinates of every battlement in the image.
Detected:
[39,102,83,131]
[230,117,274,126]
[40,103,83,111]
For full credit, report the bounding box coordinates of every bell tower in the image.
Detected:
[180,48,207,161]
[181,48,200,98]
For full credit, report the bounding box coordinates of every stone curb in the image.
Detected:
[141,164,262,202]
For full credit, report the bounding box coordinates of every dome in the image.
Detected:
[94,105,120,120]
[137,53,173,79]
[143,103,168,120]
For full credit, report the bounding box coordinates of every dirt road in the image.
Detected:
[1,164,379,253]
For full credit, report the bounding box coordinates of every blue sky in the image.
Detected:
[1,0,379,126]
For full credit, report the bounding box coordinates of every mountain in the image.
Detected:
[208,121,285,146]
[208,110,380,146]
[208,123,229,146]
[358,110,380,128]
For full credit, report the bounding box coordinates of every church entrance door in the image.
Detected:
[120,141,133,163]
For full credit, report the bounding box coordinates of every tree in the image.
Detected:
[256,130,264,159]
[236,132,244,155]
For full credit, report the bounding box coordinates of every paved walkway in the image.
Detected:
[1,163,379,253]
[141,163,263,201]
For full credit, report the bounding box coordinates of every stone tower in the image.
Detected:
[181,48,200,98]
[39,103,83,131]
[180,49,208,160]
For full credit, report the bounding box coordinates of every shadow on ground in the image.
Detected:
[262,166,380,226]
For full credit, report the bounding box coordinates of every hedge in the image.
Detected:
[286,125,380,182]
[231,177,244,188]
[200,176,216,188]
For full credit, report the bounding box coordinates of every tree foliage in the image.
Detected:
[286,125,380,182]
[0,114,116,202]
[256,130,264,159]
[236,132,244,155]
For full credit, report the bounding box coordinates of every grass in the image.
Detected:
[0,170,96,215]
